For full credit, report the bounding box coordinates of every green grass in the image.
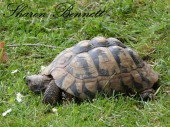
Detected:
[0,0,170,126]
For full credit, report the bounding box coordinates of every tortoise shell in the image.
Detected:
[41,37,158,99]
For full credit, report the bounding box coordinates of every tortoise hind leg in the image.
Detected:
[42,80,62,105]
[140,88,156,101]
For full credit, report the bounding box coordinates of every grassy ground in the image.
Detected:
[0,0,170,126]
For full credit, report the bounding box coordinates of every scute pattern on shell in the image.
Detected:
[41,37,158,99]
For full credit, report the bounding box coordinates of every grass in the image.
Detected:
[0,0,170,126]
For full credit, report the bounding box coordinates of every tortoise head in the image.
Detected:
[25,75,52,93]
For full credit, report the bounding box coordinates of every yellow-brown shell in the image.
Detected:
[41,37,159,99]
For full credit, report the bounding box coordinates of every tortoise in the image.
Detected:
[25,37,159,105]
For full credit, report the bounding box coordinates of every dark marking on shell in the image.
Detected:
[138,71,150,84]
[76,56,94,79]
[69,80,80,97]
[77,56,89,67]
[83,82,95,98]
[88,49,109,76]
[107,38,127,48]
[72,41,92,54]
[55,74,68,88]
[125,48,143,68]
[65,53,98,80]
[108,46,128,73]
[130,74,143,90]
[91,37,109,47]
[66,66,74,75]
[108,47,121,67]
[120,78,133,94]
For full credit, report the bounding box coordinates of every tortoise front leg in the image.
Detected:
[42,80,62,105]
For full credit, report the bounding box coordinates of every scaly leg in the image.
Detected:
[42,80,62,105]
